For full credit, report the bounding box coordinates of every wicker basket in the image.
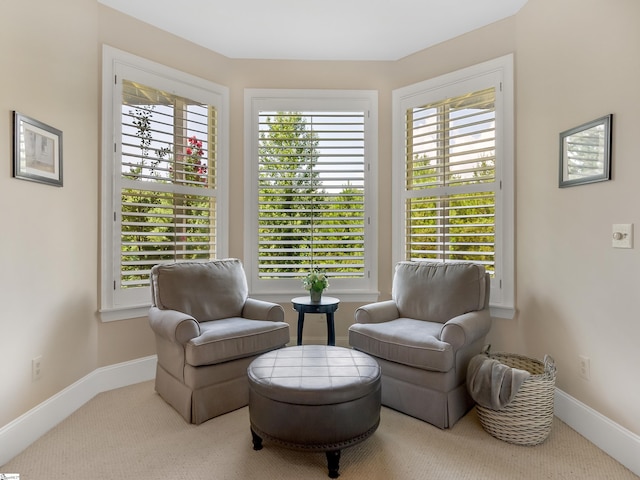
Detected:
[475,349,556,446]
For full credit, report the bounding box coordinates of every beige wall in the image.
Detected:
[510,0,640,433]
[0,0,100,427]
[1,0,638,436]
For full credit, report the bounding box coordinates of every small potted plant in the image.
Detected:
[302,269,329,302]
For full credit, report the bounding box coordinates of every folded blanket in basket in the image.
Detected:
[466,354,531,410]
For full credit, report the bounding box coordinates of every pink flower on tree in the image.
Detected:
[188,136,204,156]
[185,135,207,181]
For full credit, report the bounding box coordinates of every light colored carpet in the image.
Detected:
[2,381,637,479]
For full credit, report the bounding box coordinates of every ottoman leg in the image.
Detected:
[251,428,263,451]
[326,450,341,478]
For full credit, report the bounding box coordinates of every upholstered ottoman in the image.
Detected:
[248,345,381,478]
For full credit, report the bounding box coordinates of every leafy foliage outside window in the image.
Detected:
[119,80,216,288]
[257,112,365,280]
[404,88,496,274]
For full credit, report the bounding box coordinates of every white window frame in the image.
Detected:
[100,46,229,321]
[244,89,379,303]
[392,55,515,319]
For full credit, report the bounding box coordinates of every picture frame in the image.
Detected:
[559,114,612,188]
[13,111,63,187]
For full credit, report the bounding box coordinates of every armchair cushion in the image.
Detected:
[186,317,290,366]
[393,261,487,323]
[349,319,454,373]
[151,259,248,322]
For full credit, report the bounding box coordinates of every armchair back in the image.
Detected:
[392,262,488,323]
[150,259,248,322]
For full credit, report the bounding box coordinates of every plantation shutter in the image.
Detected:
[404,87,496,274]
[119,79,217,289]
[257,111,366,280]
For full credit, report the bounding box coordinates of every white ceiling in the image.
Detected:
[99,0,528,61]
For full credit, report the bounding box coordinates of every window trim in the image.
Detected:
[392,55,514,319]
[244,89,379,303]
[100,45,229,321]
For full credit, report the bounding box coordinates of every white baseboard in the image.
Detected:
[554,389,640,477]
[0,355,157,466]
[2,360,639,477]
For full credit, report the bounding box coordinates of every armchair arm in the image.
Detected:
[242,297,285,322]
[355,300,400,324]
[440,309,492,351]
[148,306,200,345]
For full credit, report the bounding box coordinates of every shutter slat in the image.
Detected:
[119,79,217,288]
[257,110,366,279]
[405,87,496,191]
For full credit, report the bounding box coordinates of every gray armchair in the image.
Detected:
[149,259,290,424]
[348,261,491,429]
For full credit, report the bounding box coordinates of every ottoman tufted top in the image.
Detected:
[248,345,381,406]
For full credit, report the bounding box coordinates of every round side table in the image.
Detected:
[291,296,340,346]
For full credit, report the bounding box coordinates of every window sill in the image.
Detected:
[490,305,516,319]
[252,291,380,305]
[99,297,511,320]
[99,305,150,322]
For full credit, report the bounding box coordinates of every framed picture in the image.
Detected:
[13,111,63,187]
[559,114,612,188]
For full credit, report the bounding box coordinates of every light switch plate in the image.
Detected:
[612,224,633,249]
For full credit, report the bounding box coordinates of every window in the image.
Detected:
[244,90,378,302]
[392,55,514,317]
[100,46,229,320]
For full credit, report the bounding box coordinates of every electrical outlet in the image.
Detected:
[32,356,42,381]
[579,355,590,381]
